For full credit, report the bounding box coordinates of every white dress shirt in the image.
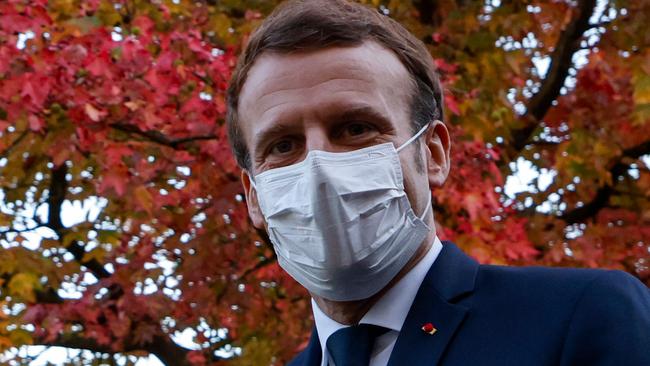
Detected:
[312,236,443,366]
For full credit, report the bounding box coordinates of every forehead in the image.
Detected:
[237,41,413,142]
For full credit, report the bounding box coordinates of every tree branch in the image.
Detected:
[510,0,597,151]
[0,129,29,160]
[413,0,439,26]
[45,165,112,280]
[240,254,276,281]
[560,140,650,223]
[46,164,67,234]
[40,165,198,366]
[110,123,216,149]
[0,273,63,304]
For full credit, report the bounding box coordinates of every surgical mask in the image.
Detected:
[249,124,432,301]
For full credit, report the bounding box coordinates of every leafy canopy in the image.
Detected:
[0,0,648,364]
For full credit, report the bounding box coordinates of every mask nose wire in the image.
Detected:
[395,122,430,153]
[248,122,431,189]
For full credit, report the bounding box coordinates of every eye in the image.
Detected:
[269,139,295,155]
[341,122,376,138]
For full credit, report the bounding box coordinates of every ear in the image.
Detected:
[241,170,266,229]
[424,120,451,188]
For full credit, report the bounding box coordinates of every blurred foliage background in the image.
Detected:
[0,0,648,364]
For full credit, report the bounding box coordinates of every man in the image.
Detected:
[225,0,650,365]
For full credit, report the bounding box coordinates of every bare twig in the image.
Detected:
[110,123,217,149]
[0,129,29,160]
[560,140,650,223]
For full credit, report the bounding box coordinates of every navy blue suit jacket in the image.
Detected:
[289,242,650,365]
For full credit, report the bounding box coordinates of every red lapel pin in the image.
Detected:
[421,322,437,335]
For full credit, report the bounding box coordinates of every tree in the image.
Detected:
[0,0,648,364]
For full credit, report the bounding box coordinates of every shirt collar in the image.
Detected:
[312,236,443,352]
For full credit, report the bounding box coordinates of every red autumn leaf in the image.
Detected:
[0,1,648,365]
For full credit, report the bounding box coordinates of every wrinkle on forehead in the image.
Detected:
[254,77,376,124]
[237,41,413,145]
[242,59,379,115]
[251,48,379,82]
[258,77,373,103]
[240,41,407,104]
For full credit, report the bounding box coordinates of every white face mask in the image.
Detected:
[249,124,432,301]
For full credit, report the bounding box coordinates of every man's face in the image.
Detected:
[237,41,449,230]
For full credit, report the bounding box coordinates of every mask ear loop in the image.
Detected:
[420,193,432,221]
[396,123,434,223]
[246,171,258,191]
[396,122,430,153]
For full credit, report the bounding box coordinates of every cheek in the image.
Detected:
[399,157,418,205]
[399,148,429,213]
[245,188,268,229]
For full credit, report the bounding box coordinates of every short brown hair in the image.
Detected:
[226,0,443,170]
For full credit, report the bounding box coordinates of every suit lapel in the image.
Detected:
[289,242,479,366]
[387,242,479,366]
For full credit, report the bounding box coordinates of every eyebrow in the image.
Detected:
[330,105,391,126]
[252,120,301,154]
[251,104,391,152]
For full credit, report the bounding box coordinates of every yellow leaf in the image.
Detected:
[9,329,32,346]
[62,231,85,247]
[64,16,101,34]
[632,67,650,125]
[96,1,122,26]
[40,239,61,250]
[633,73,650,105]
[135,185,153,215]
[82,248,106,264]
[0,250,17,274]
[211,13,233,41]
[230,337,276,366]
[97,230,120,247]
[633,104,650,126]
[0,336,13,350]
[8,273,40,303]
[0,213,12,226]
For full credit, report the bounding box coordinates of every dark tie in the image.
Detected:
[326,324,388,366]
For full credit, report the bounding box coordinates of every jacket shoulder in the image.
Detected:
[477,264,641,295]
[445,263,649,365]
[555,269,650,364]
[471,264,649,320]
